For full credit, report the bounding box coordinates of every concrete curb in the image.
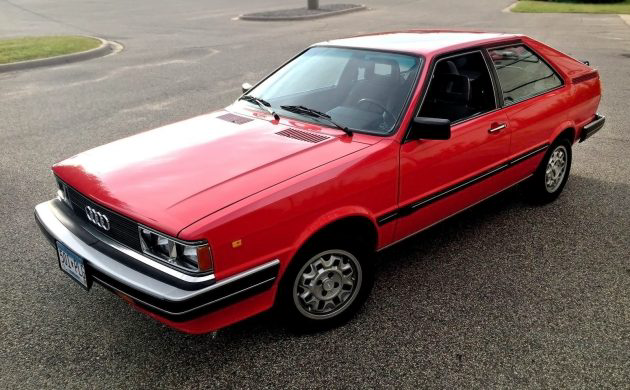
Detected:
[621,14,630,26]
[501,2,517,13]
[239,5,366,21]
[0,37,119,74]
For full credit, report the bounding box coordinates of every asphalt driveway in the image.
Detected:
[0,0,628,388]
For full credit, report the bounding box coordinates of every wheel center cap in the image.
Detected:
[323,279,335,291]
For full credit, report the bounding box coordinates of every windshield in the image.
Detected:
[245,47,422,134]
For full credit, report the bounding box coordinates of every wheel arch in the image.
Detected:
[280,208,379,282]
[550,121,577,144]
[292,210,379,257]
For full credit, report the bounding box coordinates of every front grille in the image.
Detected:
[65,185,142,251]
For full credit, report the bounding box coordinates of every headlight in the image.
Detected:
[139,227,213,273]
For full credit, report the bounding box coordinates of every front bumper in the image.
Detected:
[34,199,279,323]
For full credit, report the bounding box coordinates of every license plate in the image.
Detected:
[57,241,90,289]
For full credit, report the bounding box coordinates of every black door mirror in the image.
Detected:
[241,82,253,94]
[407,117,451,141]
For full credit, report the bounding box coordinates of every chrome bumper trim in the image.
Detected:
[35,200,279,303]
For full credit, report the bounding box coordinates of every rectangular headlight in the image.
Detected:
[139,227,213,273]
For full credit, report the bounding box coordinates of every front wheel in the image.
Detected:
[278,239,373,331]
[527,138,572,203]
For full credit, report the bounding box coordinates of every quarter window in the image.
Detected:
[488,45,562,105]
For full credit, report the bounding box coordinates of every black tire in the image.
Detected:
[526,137,572,204]
[278,236,374,332]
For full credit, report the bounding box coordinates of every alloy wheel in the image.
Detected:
[545,145,568,193]
[293,249,362,320]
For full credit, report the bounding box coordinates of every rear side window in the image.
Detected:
[488,45,562,105]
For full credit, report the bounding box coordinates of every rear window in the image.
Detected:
[488,45,562,105]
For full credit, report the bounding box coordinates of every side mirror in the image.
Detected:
[241,82,253,94]
[407,117,451,141]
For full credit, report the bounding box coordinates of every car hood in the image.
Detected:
[53,110,371,236]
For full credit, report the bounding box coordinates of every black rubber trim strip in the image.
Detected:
[377,144,549,226]
[579,114,605,142]
[89,261,279,322]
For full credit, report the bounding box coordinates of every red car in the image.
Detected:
[35,30,604,334]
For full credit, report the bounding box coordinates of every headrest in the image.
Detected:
[434,73,471,104]
[444,60,459,75]
[364,58,400,81]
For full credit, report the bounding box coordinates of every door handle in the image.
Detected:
[488,123,507,134]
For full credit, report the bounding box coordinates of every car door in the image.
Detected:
[392,50,511,241]
[486,44,565,161]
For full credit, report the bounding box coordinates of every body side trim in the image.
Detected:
[378,174,533,251]
[377,143,548,225]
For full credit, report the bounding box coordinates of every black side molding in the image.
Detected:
[377,144,549,226]
[580,114,605,142]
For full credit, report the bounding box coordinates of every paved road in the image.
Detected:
[1,0,629,388]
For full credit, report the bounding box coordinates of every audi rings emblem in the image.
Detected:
[85,206,111,231]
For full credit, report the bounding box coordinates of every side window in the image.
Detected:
[488,45,562,105]
[419,51,496,123]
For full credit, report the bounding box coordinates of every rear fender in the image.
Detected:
[550,120,577,144]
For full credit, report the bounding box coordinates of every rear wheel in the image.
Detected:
[527,138,572,203]
[279,238,373,331]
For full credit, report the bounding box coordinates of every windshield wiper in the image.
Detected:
[239,95,279,120]
[280,105,353,136]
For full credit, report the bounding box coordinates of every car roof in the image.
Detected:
[315,30,524,57]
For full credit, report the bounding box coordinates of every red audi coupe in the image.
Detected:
[35,31,604,333]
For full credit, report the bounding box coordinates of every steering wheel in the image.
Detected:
[356,98,396,125]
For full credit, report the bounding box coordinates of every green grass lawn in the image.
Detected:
[513,0,630,14]
[0,36,100,65]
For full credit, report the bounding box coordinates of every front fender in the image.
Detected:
[178,140,398,281]
[289,206,378,259]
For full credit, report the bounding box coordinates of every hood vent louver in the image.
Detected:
[276,128,331,144]
[217,113,253,125]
